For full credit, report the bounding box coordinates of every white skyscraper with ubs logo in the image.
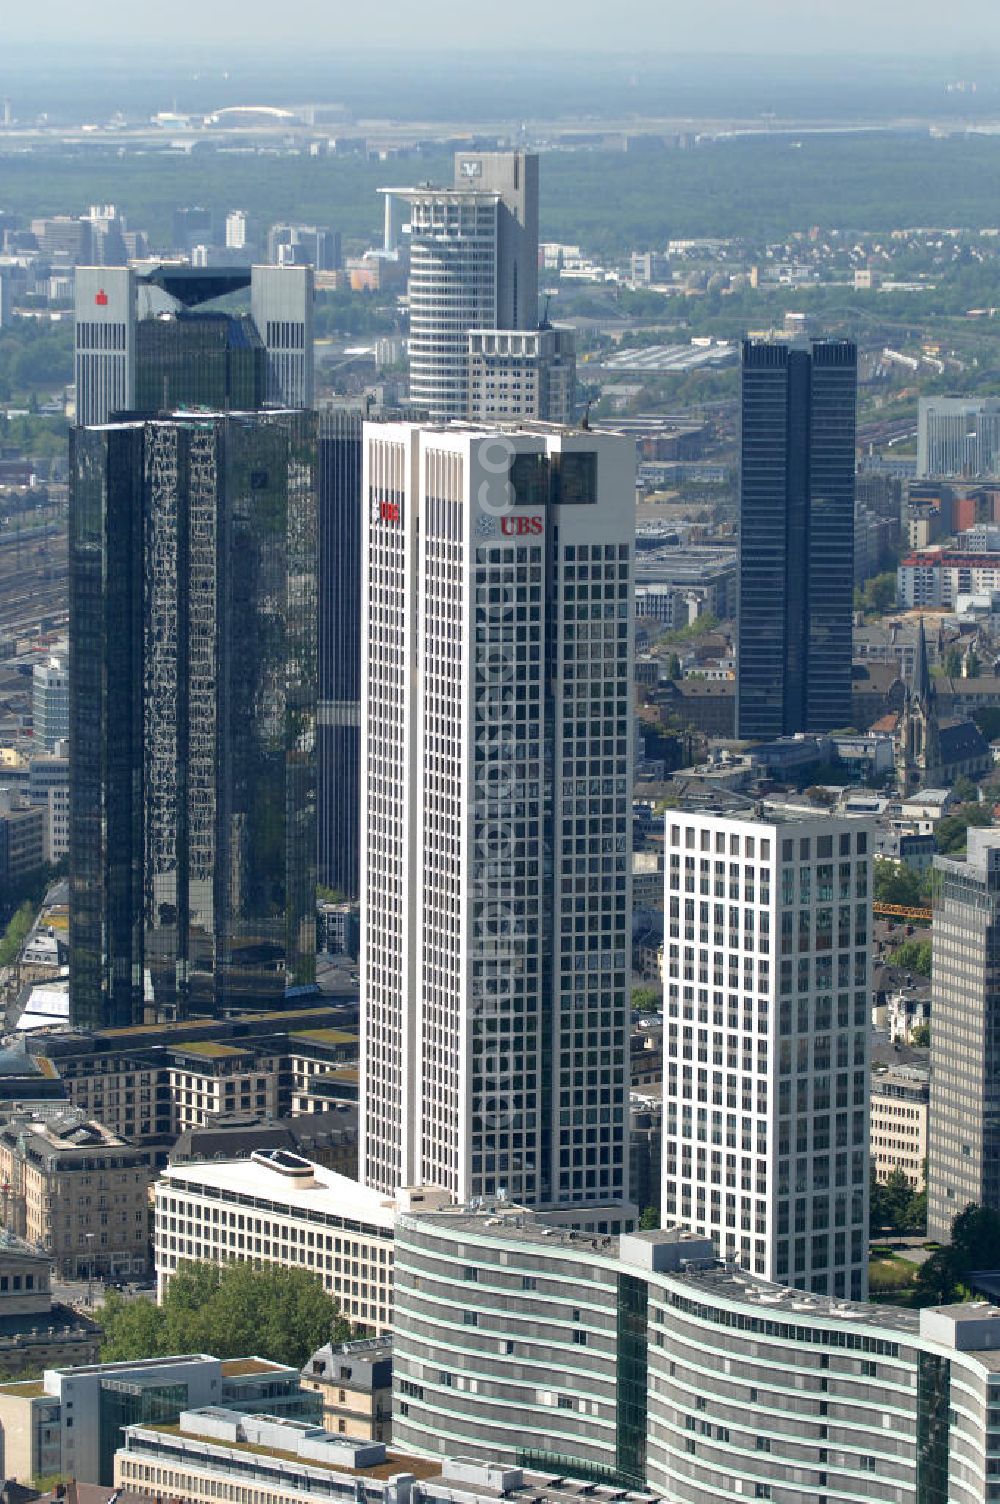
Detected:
[360,422,634,1227]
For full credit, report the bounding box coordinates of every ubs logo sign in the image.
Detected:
[500,515,543,536]
[379,500,400,523]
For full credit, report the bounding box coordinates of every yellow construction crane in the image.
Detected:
[874,902,932,923]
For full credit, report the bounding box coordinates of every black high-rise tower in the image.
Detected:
[736,338,856,740]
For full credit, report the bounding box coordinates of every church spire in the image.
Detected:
[913,617,932,703]
[896,616,940,794]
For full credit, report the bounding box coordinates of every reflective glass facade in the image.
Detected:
[615,1272,648,1486]
[134,314,266,413]
[69,411,317,1029]
[916,1351,951,1504]
[737,339,856,740]
[98,1380,188,1485]
[317,408,362,899]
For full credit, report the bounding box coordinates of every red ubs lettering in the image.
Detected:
[500,515,543,536]
[380,500,400,522]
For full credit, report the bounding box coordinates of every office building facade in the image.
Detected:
[392,1204,1000,1504]
[226,210,248,251]
[662,807,872,1299]
[153,1150,430,1334]
[74,264,313,425]
[386,153,539,421]
[316,400,426,901]
[737,339,857,739]
[467,326,576,426]
[250,264,315,409]
[116,1410,408,1504]
[0,1353,313,1489]
[928,828,1000,1242]
[32,649,69,750]
[0,1111,154,1279]
[0,793,45,881]
[361,423,634,1220]
[134,312,266,411]
[317,407,363,899]
[268,223,342,272]
[69,410,317,1028]
[74,266,136,425]
[871,1064,929,1190]
[917,396,1000,479]
[28,752,70,862]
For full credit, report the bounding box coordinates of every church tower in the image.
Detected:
[896,619,940,794]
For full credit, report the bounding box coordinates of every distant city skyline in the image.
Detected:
[2,2,998,54]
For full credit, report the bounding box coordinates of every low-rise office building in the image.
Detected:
[116,1409,411,1504]
[24,1008,358,1150]
[0,793,45,882]
[0,1237,100,1378]
[28,754,69,863]
[168,1107,358,1178]
[165,1042,281,1131]
[154,1151,447,1334]
[392,1202,1000,1504]
[0,1353,314,1487]
[871,1064,929,1189]
[302,1336,393,1440]
[114,1412,653,1504]
[292,1061,359,1115]
[0,1112,154,1279]
[287,1028,358,1104]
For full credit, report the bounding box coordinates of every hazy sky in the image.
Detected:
[6,0,1000,54]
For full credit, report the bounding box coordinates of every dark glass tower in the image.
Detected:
[737,339,856,740]
[317,407,362,901]
[134,312,266,412]
[69,410,317,1028]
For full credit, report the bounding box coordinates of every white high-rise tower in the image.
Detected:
[360,422,634,1227]
[225,209,248,250]
[73,266,136,425]
[382,152,541,422]
[662,805,873,1299]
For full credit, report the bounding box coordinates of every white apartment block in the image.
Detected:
[154,1150,437,1334]
[897,549,1000,609]
[361,422,635,1224]
[225,209,248,250]
[662,807,872,1299]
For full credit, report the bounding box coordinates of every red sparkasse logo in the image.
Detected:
[95,290,108,306]
[500,515,543,536]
